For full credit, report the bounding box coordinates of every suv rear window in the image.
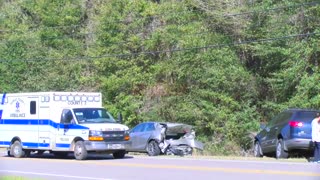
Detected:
[292,111,318,121]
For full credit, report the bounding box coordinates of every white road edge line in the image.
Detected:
[0,170,113,180]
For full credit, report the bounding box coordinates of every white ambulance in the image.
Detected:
[0,92,131,160]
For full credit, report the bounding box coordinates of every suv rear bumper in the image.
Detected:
[285,138,313,151]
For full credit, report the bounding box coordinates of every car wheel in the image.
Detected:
[254,141,263,157]
[74,141,88,160]
[184,145,193,156]
[276,139,288,159]
[147,140,161,156]
[11,141,25,158]
[176,145,193,156]
[113,150,126,159]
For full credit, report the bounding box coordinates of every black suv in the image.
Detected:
[253,108,319,159]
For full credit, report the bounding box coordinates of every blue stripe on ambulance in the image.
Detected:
[0,93,6,120]
[0,118,88,148]
[1,119,89,129]
[0,141,69,148]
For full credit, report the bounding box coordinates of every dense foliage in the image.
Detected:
[1,0,319,155]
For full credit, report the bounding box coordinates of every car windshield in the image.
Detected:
[73,108,116,124]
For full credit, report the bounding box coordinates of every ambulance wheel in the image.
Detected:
[74,141,88,160]
[7,150,11,157]
[24,150,31,157]
[113,150,126,159]
[53,152,69,158]
[37,150,45,155]
[11,141,25,158]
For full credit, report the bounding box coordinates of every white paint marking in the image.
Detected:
[0,170,113,180]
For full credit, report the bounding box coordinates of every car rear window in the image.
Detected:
[292,111,318,121]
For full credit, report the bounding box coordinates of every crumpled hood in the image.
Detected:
[81,123,129,131]
[162,123,193,134]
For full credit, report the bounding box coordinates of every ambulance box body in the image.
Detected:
[0,92,130,160]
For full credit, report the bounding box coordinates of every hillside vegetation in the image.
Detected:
[0,0,319,155]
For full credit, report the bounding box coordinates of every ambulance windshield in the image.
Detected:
[73,108,116,124]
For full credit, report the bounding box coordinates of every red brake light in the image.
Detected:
[289,121,303,127]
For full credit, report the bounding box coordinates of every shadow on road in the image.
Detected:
[1,152,134,161]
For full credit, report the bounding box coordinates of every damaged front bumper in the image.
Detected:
[158,124,204,156]
[161,138,204,156]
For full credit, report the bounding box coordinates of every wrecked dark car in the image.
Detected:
[127,121,204,156]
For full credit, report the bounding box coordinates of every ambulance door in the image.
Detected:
[55,109,75,150]
[28,97,40,148]
[38,96,51,149]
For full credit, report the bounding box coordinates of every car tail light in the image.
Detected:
[289,121,303,127]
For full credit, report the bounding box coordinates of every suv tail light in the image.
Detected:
[289,121,303,127]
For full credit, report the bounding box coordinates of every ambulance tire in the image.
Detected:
[74,141,88,160]
[37,150,45,155]
[113,150,126,159]
[11,141,25,158]
[53,152,69,159]
[7,150,11,157]
[24,150,31,157]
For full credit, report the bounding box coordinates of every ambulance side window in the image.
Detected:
[60,109,74,124]
[30,101,36,114]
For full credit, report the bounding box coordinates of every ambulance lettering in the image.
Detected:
[68,101,87,105]
[9,98,26,118]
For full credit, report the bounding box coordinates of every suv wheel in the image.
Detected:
[276,139,288,159]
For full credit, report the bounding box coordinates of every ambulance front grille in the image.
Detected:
[102,131,125,142]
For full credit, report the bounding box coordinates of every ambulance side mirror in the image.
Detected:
[61,113,67,124]
[117,113,123,124]
[61,115,70,124]
[60,109,73,124]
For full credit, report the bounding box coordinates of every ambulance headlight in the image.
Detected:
[124,130,130,141]
[89,130,103,136]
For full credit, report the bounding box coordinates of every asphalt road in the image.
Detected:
[0,151,319,180]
